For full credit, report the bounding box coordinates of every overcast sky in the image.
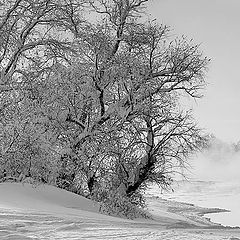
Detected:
[147,0,240,143]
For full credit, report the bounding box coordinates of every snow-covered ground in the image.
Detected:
[0,182,240,240]
[148,180,240,227]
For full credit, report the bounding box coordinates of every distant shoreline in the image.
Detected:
[146,195,240,230]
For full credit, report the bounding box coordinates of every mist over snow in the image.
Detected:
[189,137,240,182]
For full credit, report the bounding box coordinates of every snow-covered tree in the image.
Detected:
[0,0,209,211]
[0,0,85,182]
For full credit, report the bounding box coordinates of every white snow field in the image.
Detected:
[0,182,240,240]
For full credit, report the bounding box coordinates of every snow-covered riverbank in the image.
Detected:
[148,180,240,228]
[0,182,240,239]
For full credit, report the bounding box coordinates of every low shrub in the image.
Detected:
[99,191,151,219]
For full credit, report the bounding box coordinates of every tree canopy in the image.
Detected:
[0,0,209,217]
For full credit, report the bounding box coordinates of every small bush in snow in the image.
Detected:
[99,191,151,219]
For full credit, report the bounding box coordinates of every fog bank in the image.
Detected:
[189,138,240,181]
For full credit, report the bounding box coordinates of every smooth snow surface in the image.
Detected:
[0,183,240,239]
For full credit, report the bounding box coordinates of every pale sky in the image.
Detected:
[147,0,240,143]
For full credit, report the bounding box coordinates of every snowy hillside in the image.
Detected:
[0,183,240,239]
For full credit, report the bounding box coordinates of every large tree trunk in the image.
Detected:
[126,154,155,196]
[125,116,155,196]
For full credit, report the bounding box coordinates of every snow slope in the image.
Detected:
[0,183,100,217]
[0,182,240,240]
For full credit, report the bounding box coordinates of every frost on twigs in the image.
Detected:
[99,191,151,219]
[0,0,209,218]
